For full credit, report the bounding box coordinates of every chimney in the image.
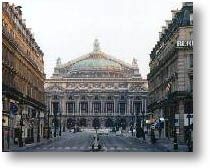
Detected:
[165,20,172,28]
[15,6,22,19]
[171,9,179,19]
[162,26,166,34]
[159,32,162,39]
[182,2,193,7]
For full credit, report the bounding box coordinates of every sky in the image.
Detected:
[11,0,184,78]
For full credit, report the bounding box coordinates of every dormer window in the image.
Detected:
[190,13,193,25]
[53,95,58,100]
[68,96,73,100]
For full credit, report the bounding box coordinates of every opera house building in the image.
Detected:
[45,39,148,132]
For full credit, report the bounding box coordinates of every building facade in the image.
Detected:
[147,2,193,144]
[45,39,148,134]
[2,2,46,151]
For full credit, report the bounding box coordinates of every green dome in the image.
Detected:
[71,58,122,70]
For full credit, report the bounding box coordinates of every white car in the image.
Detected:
[116,130,121,136]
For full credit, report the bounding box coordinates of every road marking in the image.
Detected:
[131,148,138,151]
[65,147,71,150]
[103,147,107,151]
[80,146,85,150]
[116,147,122,150]
[72,146,77,150]
[109,147,115,150]
[50,147,55,150]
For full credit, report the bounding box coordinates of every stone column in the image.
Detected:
[49,96,52,115]
[114,98,116,116]
[101,95,106,116]
[114,95,118,116]
[62,96,66,115]
[75,96,79,116]
[90,98,93,116]
[127,98,131,116]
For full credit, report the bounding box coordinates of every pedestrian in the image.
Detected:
[158,127,162,138]
[151,128,156,144]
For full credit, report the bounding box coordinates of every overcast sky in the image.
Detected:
[11,0,184,78]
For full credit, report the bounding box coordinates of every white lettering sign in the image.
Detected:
[177,40,193,47]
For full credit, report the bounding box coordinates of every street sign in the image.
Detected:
[10,103,18,115]
[184,114,193,126]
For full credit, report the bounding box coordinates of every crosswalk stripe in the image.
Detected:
[79,146,85,150]
[110,147,115,150]
[116,147,122,150]
[72,147,77,150]
[65,147,71,150]
[131,148,138,151]
[124,147,129,150]
[50,147,55,150]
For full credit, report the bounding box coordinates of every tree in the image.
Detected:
[67,118,75,129]
[79,118,87,127]
[93,118,100,129]
[105,118,113,128]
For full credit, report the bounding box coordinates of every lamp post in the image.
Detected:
[37,110,40,142]
[59,111,62,136]
[187,103,193,152]
[142,110,145,140]
[19,102,23,147]
[47,106,50,139]
[53,103,57,137]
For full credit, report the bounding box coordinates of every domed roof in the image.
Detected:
[71,58,121,70]
[52,39,141,78]
[70,51,122,71]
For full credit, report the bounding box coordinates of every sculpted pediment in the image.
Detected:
[45,84,65,92]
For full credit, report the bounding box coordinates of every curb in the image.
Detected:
[11,136,61,152]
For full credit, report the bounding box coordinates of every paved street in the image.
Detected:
[12,131,188,152]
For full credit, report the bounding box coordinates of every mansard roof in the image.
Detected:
[52,39,141,79]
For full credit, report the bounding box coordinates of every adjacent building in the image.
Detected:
[45,39,148,134]
[2,2,46,151]
[147,2,193,144]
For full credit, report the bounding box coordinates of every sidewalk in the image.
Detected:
[121,131,189,152]
[145,134,189,152]
[11,132,70,152]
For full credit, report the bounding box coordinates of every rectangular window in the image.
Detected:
[189,54,193,68]
[67,102,75,114]
[134,102,141,115]
[119,103,126,115]
[93,102,101,114]
[107,102,114,114]
[52,102,59,114]
[81,102,88,114]
[190,14,193,25]
[190,76,193,92]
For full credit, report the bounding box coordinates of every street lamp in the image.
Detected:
[37,110,40,142]
[47,106,50,139]
[186,103,193,152]
[59,111,62,136]
[142,110,145,140]
[19,103,23,147]
[53,104,57,137]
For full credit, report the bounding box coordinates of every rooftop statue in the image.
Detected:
[93,38,100,52]
[56,57,61,66]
